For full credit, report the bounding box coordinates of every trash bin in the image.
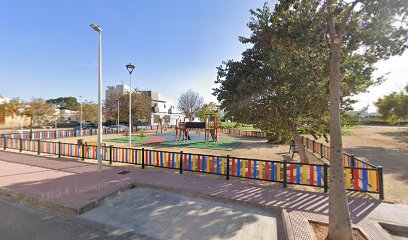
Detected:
[77,139,84,145]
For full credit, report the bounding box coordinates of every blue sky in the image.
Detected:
[0,0,266,103]
[0,0,406,112]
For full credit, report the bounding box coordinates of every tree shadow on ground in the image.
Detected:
[377,130,408,144]
[3,172,284,239]
[80,188,284,240]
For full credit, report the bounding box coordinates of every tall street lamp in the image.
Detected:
[126,63,135,149]
[90,23,103,173]
[79,95,83,135]
[117,97,120,133]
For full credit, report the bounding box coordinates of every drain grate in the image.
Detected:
[117,170,131,175]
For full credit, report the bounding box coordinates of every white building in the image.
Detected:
[58,109,78,122]
[105,85,184,126]
[0,96,9,104]
[105,85,136,99]
[142,91,184,126]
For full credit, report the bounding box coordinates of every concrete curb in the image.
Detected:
[75,183,138,214]
[0,184,139,216]
[0,187,78,216]
[282,209,295,240]
[132,180,283,214]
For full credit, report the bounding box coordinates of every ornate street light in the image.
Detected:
[126,63,135,149]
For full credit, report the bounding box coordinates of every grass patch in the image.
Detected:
[236,126,260,131]
[160,139,240,150]
[220,122,237,128]
[341,130,355,136]
[104,136,150,143]
[220,122,260,131]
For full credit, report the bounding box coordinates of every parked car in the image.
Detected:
[73,123,97,130]
[110,124,129,132]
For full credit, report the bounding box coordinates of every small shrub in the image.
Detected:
[341,130,355,136]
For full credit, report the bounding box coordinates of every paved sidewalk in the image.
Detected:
[0,151,407,239]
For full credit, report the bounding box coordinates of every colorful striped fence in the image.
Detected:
[220,128,267,138]
[0,126,175,141]
[0,127,125,141]
[0,137,384,199]
[301,136,378,169]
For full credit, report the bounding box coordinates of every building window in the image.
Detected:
[164,104,166,109]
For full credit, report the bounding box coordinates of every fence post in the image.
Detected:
[58,141,61,158]
[324,163,328,193]
[179,151,183,174]
[378,166,384,200]
[350,154,355,167]
[319,144,323,158]
[142,148,145,169]
[19,139,23,152]
[350,154,355,179]
[226,155,230,180]
[37,140,41,155]
[312,140,315,153]
[54,130,57,139]
[109,145,113,165]
[82,144,85,161]
[283,160,287,188]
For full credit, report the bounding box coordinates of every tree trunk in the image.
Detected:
[289,125,309,163]
[328,38,353,240]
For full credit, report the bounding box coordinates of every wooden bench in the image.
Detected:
[288,140,299,158]
[85,142,107,147]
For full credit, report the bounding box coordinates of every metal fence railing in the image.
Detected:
[301,136,378,169]
[0,137,384,199]
[220,128,267,138]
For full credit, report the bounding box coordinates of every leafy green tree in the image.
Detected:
[105,91,152,124]
[79,102,98,123]
[375,85,408,124]
[177,90,204,121]
[46,97,79,110]
[24,98,55,127]
[215,1,407,238]
[322,1,407,238]
[1,98,24,129]
[215,4,330,163]
[197,102,220,121]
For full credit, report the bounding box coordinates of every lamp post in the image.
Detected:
[90,23,103,173]
[117,97,120,133]
[79,95,83,135]
[126,63,135,149]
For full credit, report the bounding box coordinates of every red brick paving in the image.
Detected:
[0,151,407,239]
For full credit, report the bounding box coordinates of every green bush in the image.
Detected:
[341,130,355,136]
[267,135,280,143]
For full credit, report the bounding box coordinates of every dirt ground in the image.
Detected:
[339,126,408,205]
[53,126,408,204]
[60,131,293,162]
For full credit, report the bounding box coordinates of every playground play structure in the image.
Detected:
[175,114,218,143]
